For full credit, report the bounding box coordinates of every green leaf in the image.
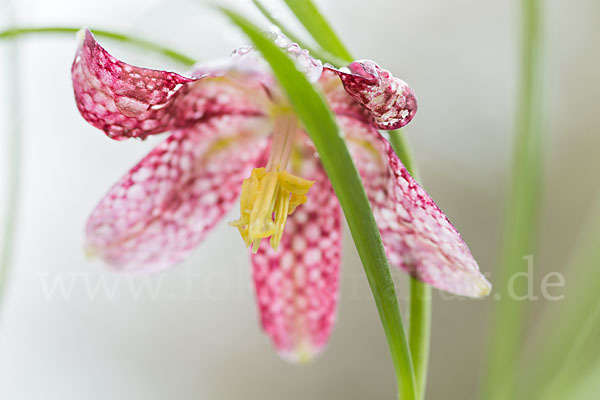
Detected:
[282,0,353,62]
[280,2,432,396]
[570,360,600,400]
[0,27,196,66]
[0,6,22,319]
[251,0,347,67]
[520,194,600,400]
[219,8,416,400]
[482,0,543,398]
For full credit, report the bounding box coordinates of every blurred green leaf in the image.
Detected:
[521,194,600,400]
[571,359,600,400]
[482,0,543,397]
[282,0,353,62]
[0,4,22,320]
[219,8,416,400]
[0,27,196,66]
[251,0,346,67]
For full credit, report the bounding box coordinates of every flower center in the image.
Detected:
[230,113,314,253]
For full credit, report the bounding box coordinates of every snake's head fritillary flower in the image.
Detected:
[72,29,489,362]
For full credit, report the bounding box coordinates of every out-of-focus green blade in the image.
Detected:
[282,0,353,62]
[482,0,543,397]
[220,8,416,400]
[521,194,600,400]
[278,1,430,395]
[251,0,347,67]
[570,360,600,400]
[0,27,196,66]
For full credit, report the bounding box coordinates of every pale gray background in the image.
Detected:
[0,0,598,399]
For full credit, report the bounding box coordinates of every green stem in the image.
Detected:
[389,131,431,400]
[409,278,431,399]
[251,0,348,67]
[0,27,195,66]
[482,0,543,398]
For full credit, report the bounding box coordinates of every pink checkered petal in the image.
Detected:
[341,117,491,297]
[72,29,268,141]
[86,115,270,271]
[72,29,197,140]
[318,68,372,125]
[327,61,417,130]
[251,146,342,362]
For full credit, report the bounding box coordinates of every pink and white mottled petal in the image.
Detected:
[251,145,342,362]
[171,75,269,126]
[318,68,372,125]
[86,115,270,272]
[189,46,274,100]
[327,61,417,130]
[72,30,268,141]
[341,117,491,297]
[72,29,197,140]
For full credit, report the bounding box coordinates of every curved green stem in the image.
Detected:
[0,27,195,66]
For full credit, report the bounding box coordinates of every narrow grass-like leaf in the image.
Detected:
[0,27,195,66]
[482,0,543,398]
[537,302,600,400]
[219,8,416,400]
[570,360,600,400]
[0,4,22,320]
[283,3,431,396]
[520,194,600,400]
[282,0,352,62]
[251,0,347,67]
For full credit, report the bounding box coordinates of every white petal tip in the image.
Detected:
[84,244,99,260]
[76,28,87,46]
[474,278,493,298]
[278,342,323,365]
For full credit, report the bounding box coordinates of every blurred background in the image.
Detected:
[0,0,598,398]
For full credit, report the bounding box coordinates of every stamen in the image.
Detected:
[230,114,314,252]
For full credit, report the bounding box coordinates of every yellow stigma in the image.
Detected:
[230,113,313,253]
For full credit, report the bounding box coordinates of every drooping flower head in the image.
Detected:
[72,29,490,362]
